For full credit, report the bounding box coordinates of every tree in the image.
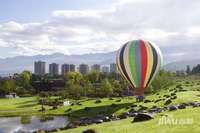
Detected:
[64,72,83,85]
[0,79,16,94]
[100,78,113,97]
[191,64,200,75]
[186,65,191,75]
[85,71,100,83]
[150,70,174,92]
[64,72,84,99]
[13,71,33,95]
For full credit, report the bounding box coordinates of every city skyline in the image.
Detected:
[34,61,117,75]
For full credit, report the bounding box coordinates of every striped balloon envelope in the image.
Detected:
[116,39,163,95]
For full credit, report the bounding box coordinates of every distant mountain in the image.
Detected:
[0,51,117,76]
[163,59,200,72]
[1,51,200,76]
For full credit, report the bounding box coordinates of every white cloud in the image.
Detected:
[0,0,200,62]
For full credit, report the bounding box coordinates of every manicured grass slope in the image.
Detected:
[58,108,200,133]
[0,79,200,133]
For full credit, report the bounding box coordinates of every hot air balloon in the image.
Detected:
[116,39,163,96]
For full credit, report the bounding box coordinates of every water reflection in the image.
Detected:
[0,116,68,133]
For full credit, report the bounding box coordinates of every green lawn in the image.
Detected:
[57,108,200,133]
[0,78,200,133]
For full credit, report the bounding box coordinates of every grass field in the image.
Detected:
[57,108,200,133]
[0,79,200,133]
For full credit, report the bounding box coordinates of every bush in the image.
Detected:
[95,99,102,104]
[176,84,182,89]
[82,129,97,133]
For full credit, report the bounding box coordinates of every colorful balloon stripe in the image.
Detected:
[117,39,162,95]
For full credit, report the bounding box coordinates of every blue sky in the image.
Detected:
[0,0,113,23]
[0,0,200,63]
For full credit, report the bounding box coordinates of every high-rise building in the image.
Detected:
[79,64,89,75]
[49,63,59,76]
[70,64,75,72]
[110,63,117,73]
[102,66,109,74]
[61,64,70,75]
[61,64,76,75]
[34,61,46,76]
[91,64,101,72]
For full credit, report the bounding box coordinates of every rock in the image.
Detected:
[133,113,153,122]
[94,119,103,124]
[177,104,186,109]
[149,108,162,113]
[192,103,199,108]
[129,112,138,117]
[95,115,110,122]
[109,114,119,121]
[82,129,97,133]
[118,112,129,119]
[103,116,111,122]
[188,102,199,107]
[164,99,172,105]
[168,105,177,111]
[123,112,130,116]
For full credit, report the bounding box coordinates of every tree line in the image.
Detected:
[0,70,174,99]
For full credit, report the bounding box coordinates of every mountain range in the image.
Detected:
[0,51,116,76]
[0,51,199,76]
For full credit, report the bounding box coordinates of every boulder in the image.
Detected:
[94,119,103,124]
[133,113,153,122]
[118,112,129,119]
[177,104,186,109]
[149,108,162,113]
[168,105,177,111]
[95,115,110,122]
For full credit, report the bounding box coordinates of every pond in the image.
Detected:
[0,116,69,133]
